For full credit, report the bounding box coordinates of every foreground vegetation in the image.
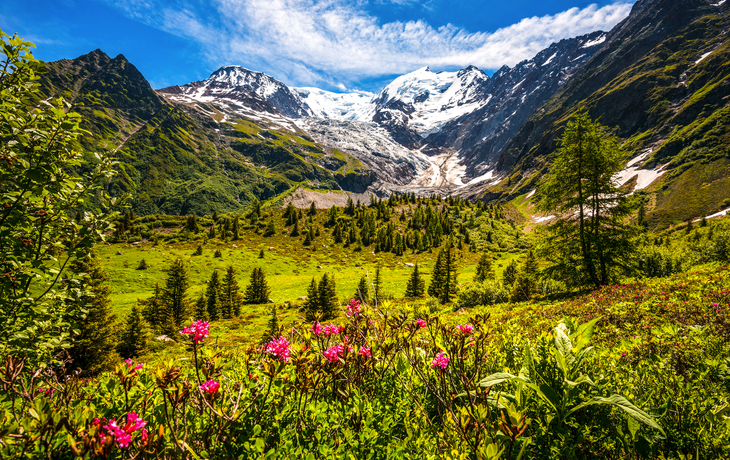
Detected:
[3,30,730,459]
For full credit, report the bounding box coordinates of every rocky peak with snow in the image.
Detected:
[158,65,313,119]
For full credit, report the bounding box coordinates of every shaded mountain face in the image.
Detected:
[486,0,730,227]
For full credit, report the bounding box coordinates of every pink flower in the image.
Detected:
[102,412,146,448]
[457,324,474,335]
[310,322,323,336]
[323,344,345,363]
[323,323,340,336]
[179,320,210,344]
[125,359,145,372]
[265,336,291,363]
[431,351,449,370]
[200,379,221,395]
[415,318,426,328]
[347,299,361,317]
[360,346,371,358]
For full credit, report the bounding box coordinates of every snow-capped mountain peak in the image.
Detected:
[293,87,374,121]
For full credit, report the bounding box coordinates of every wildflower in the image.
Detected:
[124,359,144,373]
[457,324,474,334]
[360,346,371,358]
[323,323,340,336]
[415,318,426,328]
[102,412,146,448]
[431,351,449,370]
[323,344,345,363]
[200,379,221,395]
[265,336,291,363]
[310,322,323,336]
[347,299,361,317]
[179,320,210,344]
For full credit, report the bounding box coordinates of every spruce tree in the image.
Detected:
[117,305,150,359]
[355,275,370,303]
[510,251,540,302]
[141,282,166,328]
[318,273,338,320]
[259,249,265,259]
[194,292,209,321]
[309,201,317,216]
[162,259,190,333]
[206,270,222,320]
[264,219,276,237]
[474,253,495,283]
[67,256,118,375]
[232,216,240,240]
[404,264,425,298]
[221,265,243,317]
[244,268,270,304]
[428,249,445,298]
[290,220,300,237]
[503,259,518,287]
[373,266,383,302]
[439,246,457,304]
[303,278,320,321]
[260,305,280,344]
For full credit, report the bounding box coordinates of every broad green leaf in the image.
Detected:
[573,317,601,352]
[478,372,518,388]
[567,395,665,435]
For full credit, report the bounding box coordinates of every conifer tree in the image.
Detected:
[503,259,518,287]
[439,246,457,304]
[208,225,216,239]
[162,259,191,333]
[309,201,317,216]
[318,273,338,320]
[117,305,150,359]
[264,218,276,237]
[404,264,425,298]
[259,249,265,259]
[141,282,167,329]
[355,275,370,303]
[206,270,222,320]
[474,253,495,283]
[221,265,243,317]
[194,292,209,321]
[510,251,540,302]
[428,249,445,298]
[373,266,383,302]
[260,305,280,344]
[284,202,296,223]
[303,278,320,321]
[244,268,271,304]
[290,220,300,237]
[232,215,240,240]
[67,256,118,375]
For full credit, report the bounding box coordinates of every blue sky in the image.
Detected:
[1,0,633,92]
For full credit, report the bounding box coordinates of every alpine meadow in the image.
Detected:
[4,0,730,458]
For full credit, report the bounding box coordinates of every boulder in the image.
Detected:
[405,263,415,268]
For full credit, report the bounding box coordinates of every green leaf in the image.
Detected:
[478,372,518,388]
[567,395,665,435]
[573,317,601,352]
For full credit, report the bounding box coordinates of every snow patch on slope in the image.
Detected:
[294,87,374,121]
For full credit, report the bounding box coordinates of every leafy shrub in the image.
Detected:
[455,280,509,309]
[637,245,686,278]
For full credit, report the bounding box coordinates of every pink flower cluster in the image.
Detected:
[179,320,210,344]
[265,336,291,363]
[415,318,427,328]
[200,379,220,395]
[359,346,371,358]
[97,412,147,448]
[323,344,353,363]
[36,387,55,397]
[124,359,144,373]
[431,351,449,370]
[346,299,361,317]
[311,322,344,337]
[457,324,474,335]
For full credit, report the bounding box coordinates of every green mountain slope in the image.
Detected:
[491,0,730,228]
[38,51,371,216]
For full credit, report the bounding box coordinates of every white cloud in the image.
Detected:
[106,0,632,89]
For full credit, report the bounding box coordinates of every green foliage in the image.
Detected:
[136,258,148,270]
[0,30,118,365]
[206,270,222,320]
[404,264,426,298]
[428,246,458,304]
[244,268,270,305]
[304,274,337,321]
[116,305,149,358]
[162,259,191,333]
[260,305,280,344]
[536,109,635,288]
[510,250,540,302]
[474,252,495,283]
[355,275,370,303]
[67,256,119,375]
[193,244,203,256]
[455,280,509,309]
[221,265,242,318]
[503,259,518,287]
